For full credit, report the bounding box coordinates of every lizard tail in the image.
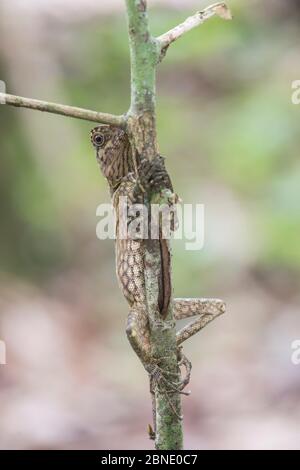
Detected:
[158,237,172,319]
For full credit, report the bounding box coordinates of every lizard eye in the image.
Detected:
[93,133,105,147]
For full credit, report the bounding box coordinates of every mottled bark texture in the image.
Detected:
[125,0,184,450]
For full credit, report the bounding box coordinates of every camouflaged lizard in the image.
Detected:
[91,125,225,388]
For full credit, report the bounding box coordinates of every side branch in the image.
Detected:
[0,93,125,126]
[157,2,232,60]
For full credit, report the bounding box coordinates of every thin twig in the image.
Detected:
[0,93,125,126]
[157,2,232,59]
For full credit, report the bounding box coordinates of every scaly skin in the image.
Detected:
[91,125,225,379]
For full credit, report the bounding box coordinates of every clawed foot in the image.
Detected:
[138,155,173,194]
[177,346,192,391]
[145,348,192,422]
[145,348,192,396]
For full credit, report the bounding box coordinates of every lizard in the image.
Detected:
[90,124,226,396]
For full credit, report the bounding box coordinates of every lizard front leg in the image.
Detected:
[174,298,226,345]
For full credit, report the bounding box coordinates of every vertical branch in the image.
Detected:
[125,0,158,159]
[125,0,183,450]
[126,0,157,115]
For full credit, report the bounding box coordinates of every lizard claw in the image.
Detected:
[146,349,192,395]
[177,348,192,392]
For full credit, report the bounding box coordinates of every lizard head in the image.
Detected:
[91,125,133,189]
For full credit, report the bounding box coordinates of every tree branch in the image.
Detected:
[125,0,158,116]
[125,0,183,450]
[0,93,125,126]
[125,0,159,158]
[157,2,232,60]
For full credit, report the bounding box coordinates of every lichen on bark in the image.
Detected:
[125,0,183,450]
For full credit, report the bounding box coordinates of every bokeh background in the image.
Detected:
[0,0,300,450]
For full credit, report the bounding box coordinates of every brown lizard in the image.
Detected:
[91,125,225,389]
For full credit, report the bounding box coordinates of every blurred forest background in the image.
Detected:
[0,0,300,450]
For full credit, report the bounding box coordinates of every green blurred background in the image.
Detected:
[0,0,299,449]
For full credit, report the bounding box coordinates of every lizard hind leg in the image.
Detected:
[126,306,190,392]
[174,298,226,345]
[126,307,152,365]
[126,307,193,423]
